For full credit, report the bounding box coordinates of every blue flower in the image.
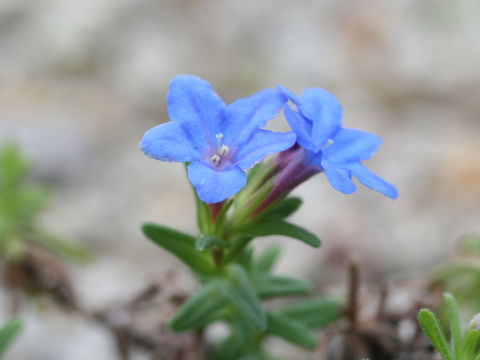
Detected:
[277,85,398,199]
[140,75,296,203]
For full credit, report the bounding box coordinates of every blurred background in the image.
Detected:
[1,0,479,358]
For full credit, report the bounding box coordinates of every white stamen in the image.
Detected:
[219,145,229,156]
[322,139,334,150]
[211,154,221,165]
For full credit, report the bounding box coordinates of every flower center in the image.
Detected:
[211,133,230,166]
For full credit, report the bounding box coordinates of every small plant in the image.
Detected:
[139,75,398,358]
[0,141,89,309]
[418,293,480,360]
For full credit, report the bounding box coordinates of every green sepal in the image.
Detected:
[418,309,454,360]
[169,281,228,332]
[242,220,321,248]
[263,197,302,220]
[253,245,282,273]
[226,264,266,330]
[0,317,22,357]
[279,297,343,328]
[194,191,213,234]
[142,222,215,275]
[196,234,229,251]
[252,274,310,299]
[266,312,317,350]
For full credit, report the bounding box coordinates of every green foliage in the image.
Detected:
[144,192,338,359]
[418,293,480,360]
[242,220,321,248]
[0,317,22,358]
[142,222,215,275]
[0,141,89,263]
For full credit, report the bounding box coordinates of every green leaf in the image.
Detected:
[225,235,254,262]
[444,293,462,359]
[196,234,229,251]
[210,318,253,360]
[279,297,343,328]
[0,317,22,357]
[264,197,302,220]
[254,245,282,273]
[142,222,214,275]
[457,234,480,255]
[418,309,454,360]
[169,281,228,331]
[266,312,317,350]
[459,328,480,360]
[253,274,310,298]
[242,220,320,248]
[226,264,266,330]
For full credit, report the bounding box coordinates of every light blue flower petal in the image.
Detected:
[187,161,247,203]
[221,88,287,147]
[167,75,226,150]
[322,161,357,194]
[284,104,315,151]
[140,121,198,162]
[234,130,296,169]
[348,162,399,199]
[276,84,300,105]
[297,88,342,147]
[324,128,382,163]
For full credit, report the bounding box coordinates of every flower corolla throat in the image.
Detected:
[211,133,230,167]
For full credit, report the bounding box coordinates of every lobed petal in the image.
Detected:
[187,161,247,203]
[220,88,287,148]
[140,121,198,162]
[297,88,342,148]
[167,75,226,150]
[322,161,357,194]
[347,162,399,199]
[234,129,296,170]
[284,104,315,151]
[276,84,300,105]
[324,128,382,164]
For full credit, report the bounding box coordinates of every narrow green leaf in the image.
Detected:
[253,274,310,299]
[418,309,454,360]
[169,281,228,331]
[279,297,343,328]
[264,197,302,220]
[225,235,254,262]
[243,220,320,248]
[142,222,214,275]
[0,317,22,357]
[254,245,282,273]
[444,293,462,359]
[266,312,317,350]
[196,235,229,251]
[210,318,253,360]
[459,328,480,360]
[225,264,266,330]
